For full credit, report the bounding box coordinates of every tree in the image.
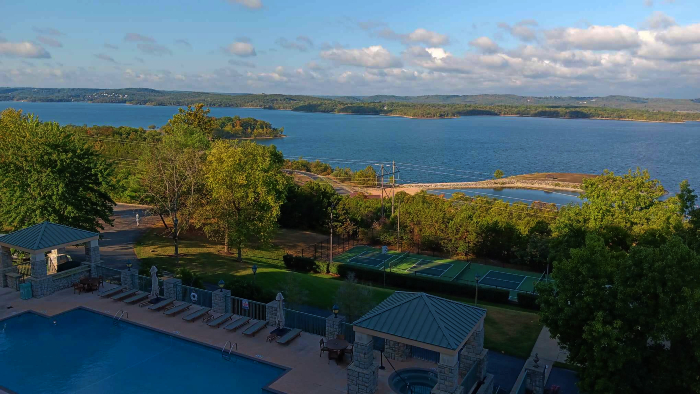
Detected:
[537,235,700,394]
[200,141,288,260]
[138,125,209,237]
[0,109,115,232]
[493,169,504,179]
[334,272,375,321]
[165,103,218,139]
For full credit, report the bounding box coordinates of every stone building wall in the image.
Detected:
[384,339,411,362]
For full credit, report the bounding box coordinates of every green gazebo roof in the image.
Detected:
[353,292,486,352]
[0,222,98,253]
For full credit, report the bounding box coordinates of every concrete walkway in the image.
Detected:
[531,326,569,364]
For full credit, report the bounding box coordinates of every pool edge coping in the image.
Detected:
[0,307,291,394]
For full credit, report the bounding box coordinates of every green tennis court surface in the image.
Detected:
[335,245,547,294]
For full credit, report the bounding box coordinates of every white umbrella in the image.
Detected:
[276,292,285,328]
[150,266,159,298]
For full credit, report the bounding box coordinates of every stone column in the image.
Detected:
[326,314,345,340]
[433,353,462,394]
[84,239,100,264]
[266,300,278,326]
[30,253,47,278]
[121,268,136,290]
[163,278,182,300]
[347,332,378,394]
[213,288,231,314]
[525,358,546,394]
[0,246,18,288]
[384,339,411,361]
[459,320,486,377]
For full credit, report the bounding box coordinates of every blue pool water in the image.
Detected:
[0,309,285,393]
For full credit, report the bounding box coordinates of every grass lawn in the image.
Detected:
[135,228,541,359]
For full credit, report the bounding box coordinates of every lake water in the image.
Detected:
[3,101,699,199]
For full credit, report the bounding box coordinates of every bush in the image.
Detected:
[516,292,540,310]
[176,267,204,288]
[336,264,511,305]
[283,254,317,273]
[225,278,271,302]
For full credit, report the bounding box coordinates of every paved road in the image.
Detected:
[287,170,354,195]
[66,203,157,270]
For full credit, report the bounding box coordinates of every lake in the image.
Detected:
[3,101,699,199]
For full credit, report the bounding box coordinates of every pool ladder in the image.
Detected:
[221,341,237,360]
[113,310,128,325]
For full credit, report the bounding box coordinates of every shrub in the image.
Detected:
[176,267,204,288]
[517,292,540,310]
[282,254,317,273]
[225,278,270,302]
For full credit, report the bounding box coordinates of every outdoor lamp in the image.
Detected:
[332,304,339,318]
[126,262,132,271]
[252,264,258,275]
[218,279,225,292]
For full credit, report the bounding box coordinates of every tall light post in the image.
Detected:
[329,202,337,264]
[252,264,258,283]
[475,274,481,305]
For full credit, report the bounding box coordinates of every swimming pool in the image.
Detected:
[0,308,286,393]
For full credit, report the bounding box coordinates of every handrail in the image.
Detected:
[113,310,128,324]
[221,341,237,360]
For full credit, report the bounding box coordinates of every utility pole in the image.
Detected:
[329,203,336,263]
[380,164,385,219]
[397,200,401,253]
[173,189,179,266]
[391,161,395,215]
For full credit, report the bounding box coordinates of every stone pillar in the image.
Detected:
[459,320,486,377]
[326,314,345,340]
[433,353,462,394]
[384,339,411,362]
[164,278,182,300]
[347,332,378,394]
[121,268,136,290]
[0,246,18,288]
[213,288,231,314]
[266,300,278,326]
[475,374,494,394]
[525,358,546,394]
[30,253,47,278]
[27,277,52,298]
[84,239,100,264]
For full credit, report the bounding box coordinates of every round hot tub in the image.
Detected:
[388,368,438,394]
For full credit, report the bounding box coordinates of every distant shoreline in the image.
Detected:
[3,100,693,124]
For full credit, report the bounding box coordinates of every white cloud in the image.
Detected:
[224,41,256,57]
[276,37,313,52]
[365,24,450,46]
[499,20,539,42]
[643,12,676,30]
[226,0,262,9]
[656,23,700,45]
[404,28,450,46]
[546,25,641,50]
[137,43,172,56]
[94,53,117,63]
[321,45,402,68]
[36,36,62,48]
[469,37,501,53]
[124,33,155,43]
[0,40,50,58]
[228,59,256,68]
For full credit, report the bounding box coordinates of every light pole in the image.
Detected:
[329,202,337,264]
[252,264,258,283]
[475,274,481,305]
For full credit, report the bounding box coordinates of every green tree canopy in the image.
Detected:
[0,109,115,232]
[200,141,288,259]
[537,235,700,393]
[493,169,504,179]
[165,103,218,139]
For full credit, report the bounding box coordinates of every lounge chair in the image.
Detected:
[124,292,149,304]
[148,298,175,311]
[99,285,125,298]
[207,313,234,327]
[111,289,139,301]
[182,307,211,322]
[224,316,250,331]
[243,320,268,337]
[276,328,302,345]
[164,302,192,316]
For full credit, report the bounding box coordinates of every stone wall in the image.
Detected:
[30,253,47,278]
[5,272,20,290]
[347,332,378,394]
[163,278,182,300]
[0,267,18,288]
[384,339,411,362]
[325,314,345,340]
[432,353,461,394]
[459,324,485,376]
[266,301,278,326]
[49,266,91,293]
[84,240,100,264]
[212,289,231,313]
[121,269,136,290]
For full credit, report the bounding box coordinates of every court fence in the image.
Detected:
[284,235,359,262]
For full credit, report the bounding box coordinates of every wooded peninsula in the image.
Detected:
[2,87,700,123]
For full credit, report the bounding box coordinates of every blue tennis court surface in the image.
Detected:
[478,270,528,290]
[347,250,395,268]
[405,258,453,278]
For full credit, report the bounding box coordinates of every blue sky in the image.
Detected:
[1,0,699,97]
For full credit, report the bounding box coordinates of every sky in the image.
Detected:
[1,0,700,98]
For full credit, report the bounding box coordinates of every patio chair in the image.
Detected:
[182,307,211,322]
[242,320,268,337]
[163,302,192,316]
[99,286,125,298]
[73,282,84,294]
[207,313,234,328]
[276,329,301,345]
[124,292,149,304]
[224,316,250,331]
[148,298,175,311]
[319,338,329,357]
[111,289,139,301]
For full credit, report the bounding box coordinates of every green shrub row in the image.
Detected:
[336,264,511,305]
[282,254,316,272]
[315,260,341,275]
[516,292,540,310]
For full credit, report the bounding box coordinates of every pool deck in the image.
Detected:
[0,286,436,394]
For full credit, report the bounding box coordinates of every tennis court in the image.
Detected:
[346,250,397,269]
[404,257,454,278]
[478,270,529,290]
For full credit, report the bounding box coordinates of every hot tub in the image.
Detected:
[388,368,438,394]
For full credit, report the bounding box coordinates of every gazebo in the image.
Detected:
[0,221,101,297]
[348,292,492,394]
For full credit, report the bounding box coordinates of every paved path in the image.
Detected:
[66,203,158,270]
[531,326,569,363]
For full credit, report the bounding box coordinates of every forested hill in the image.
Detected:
[2,87,700,122]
